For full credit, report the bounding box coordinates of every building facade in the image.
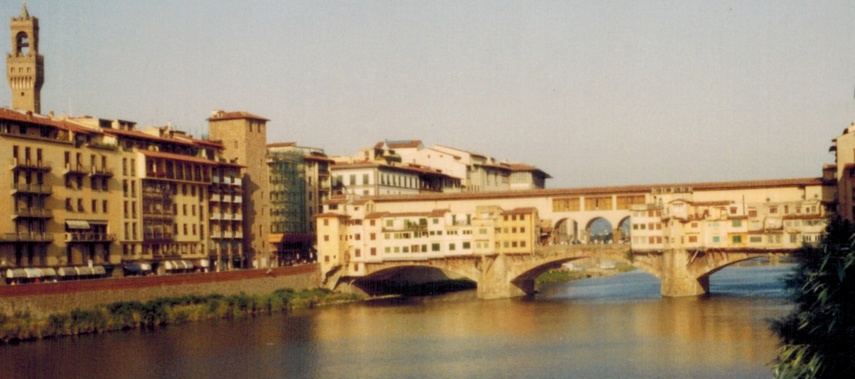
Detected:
[208,110,271,269]
[267,142,331,265]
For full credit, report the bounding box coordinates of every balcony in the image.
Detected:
[0,232,53,243]
[210,212,223,220]
[11,183,52,196]
[91,166,114,178]
[233,195,243,203]
[12,207,52,219]
[65,232,117,242]
[142,232,174,242]
[209,194,222,202]
[64,163,89,176]
[10,158,52,173]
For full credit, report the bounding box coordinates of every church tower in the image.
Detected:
[7,3,44,114]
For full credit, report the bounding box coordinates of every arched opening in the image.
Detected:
[351,266,476,297]
[585,217,613,244]
[704,256,790,296]
[15,31,30,55]
[553,218,578,245]
[616,216,632,244]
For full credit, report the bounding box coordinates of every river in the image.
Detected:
[1,263,793,378]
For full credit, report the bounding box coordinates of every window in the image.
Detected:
[732,235,742,244]
[324,235,329,241]
[370,248,376,256]
[323,219,329,226]
[449,243,456,251]
[732,220,742,227]
[431,243,440,252]
[370,233,376,240]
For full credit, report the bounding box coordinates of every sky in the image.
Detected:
[2,1,854,188]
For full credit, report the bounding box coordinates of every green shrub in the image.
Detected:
[772,217,855,378]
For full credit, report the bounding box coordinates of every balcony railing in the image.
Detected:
[142,232,174,241]
[64,163,89,176]
[11,183,52,195]
[12,208,52,219]
[65,233,117,242]
[91,166,114,177]
[0,232,53,243]
[10,158,52,172]
[210,213,223,220]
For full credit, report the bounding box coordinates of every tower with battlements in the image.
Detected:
[6,3,44,114]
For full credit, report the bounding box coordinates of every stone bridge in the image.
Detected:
[326,245,793,299]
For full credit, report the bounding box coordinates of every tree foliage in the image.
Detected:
[772,217,855,378]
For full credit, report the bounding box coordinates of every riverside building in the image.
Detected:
[0,6,268,284]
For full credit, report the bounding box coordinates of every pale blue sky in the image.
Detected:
[3,1,854,187]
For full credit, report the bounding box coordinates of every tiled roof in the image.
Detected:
[207,111,269,122]
[139,149,219,165]
[268,142,297,148]
[102,127,196,146]
[0,107,97,135]
[362,177,825,203]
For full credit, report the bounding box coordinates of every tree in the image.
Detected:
[772,217,855,378]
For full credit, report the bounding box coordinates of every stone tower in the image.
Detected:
[208,110,271,269]
[6,4,44,114]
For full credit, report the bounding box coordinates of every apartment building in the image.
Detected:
[630,184,828,252]
[316,197,538,281]
[342,140,550,193]
[267,142,332,265]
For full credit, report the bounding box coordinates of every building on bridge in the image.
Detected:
[316,199,540,283]
[316,177,833,297]
[629,184,828,253]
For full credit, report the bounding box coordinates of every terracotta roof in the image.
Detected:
[0,108,97,135]
[506,163,552,178]
[373,139,423,150]
[315,212,350,219]
[268,142,297,148]
[102,127,196,146]
[139,150,219,165]
[207,111,269,122]
[505,207,538,214]
[362,177,825,203]
[429,209,449,217]
[365,212,389,220]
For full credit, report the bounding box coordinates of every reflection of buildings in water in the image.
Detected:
[629,296,783,367]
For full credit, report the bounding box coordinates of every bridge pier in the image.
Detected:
[476,254,530,299]
[659,249,709,297]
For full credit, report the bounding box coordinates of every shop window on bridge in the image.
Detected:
[585,196,613,211]
[553,197,580,212]
[732,220,742,227]
[616,195,645,210]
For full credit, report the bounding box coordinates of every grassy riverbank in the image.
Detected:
[0,288,360,344]
[536,262,636,285]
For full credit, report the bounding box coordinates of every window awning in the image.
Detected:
[57,267,77,277]
[41,268,57,277]
[65,220,91,230]
[23,268,42,278]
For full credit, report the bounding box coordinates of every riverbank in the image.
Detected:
[536,262,635,286]
[0,288,360,344]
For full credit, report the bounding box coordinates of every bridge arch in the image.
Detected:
[344,263,479,297]
[552,218,578,244]
[616,216,632,244]
[584,217,613,244]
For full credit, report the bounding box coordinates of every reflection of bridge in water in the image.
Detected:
[333,244,791,299]
[319,177,827,299]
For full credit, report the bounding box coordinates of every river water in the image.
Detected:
[1,263,793,378]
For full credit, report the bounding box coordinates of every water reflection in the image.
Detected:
[1,264,793,379]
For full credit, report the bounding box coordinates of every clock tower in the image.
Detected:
[7,3,44,114]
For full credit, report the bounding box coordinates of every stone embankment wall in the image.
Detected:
[0,265,319,317]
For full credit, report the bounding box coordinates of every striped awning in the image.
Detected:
[65,220,91,230]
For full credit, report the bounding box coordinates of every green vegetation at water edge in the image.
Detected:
[0,288,360,344]
[536,262,635,285]
[771,217,855,378]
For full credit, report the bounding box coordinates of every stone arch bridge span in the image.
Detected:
[326,245,792,299]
